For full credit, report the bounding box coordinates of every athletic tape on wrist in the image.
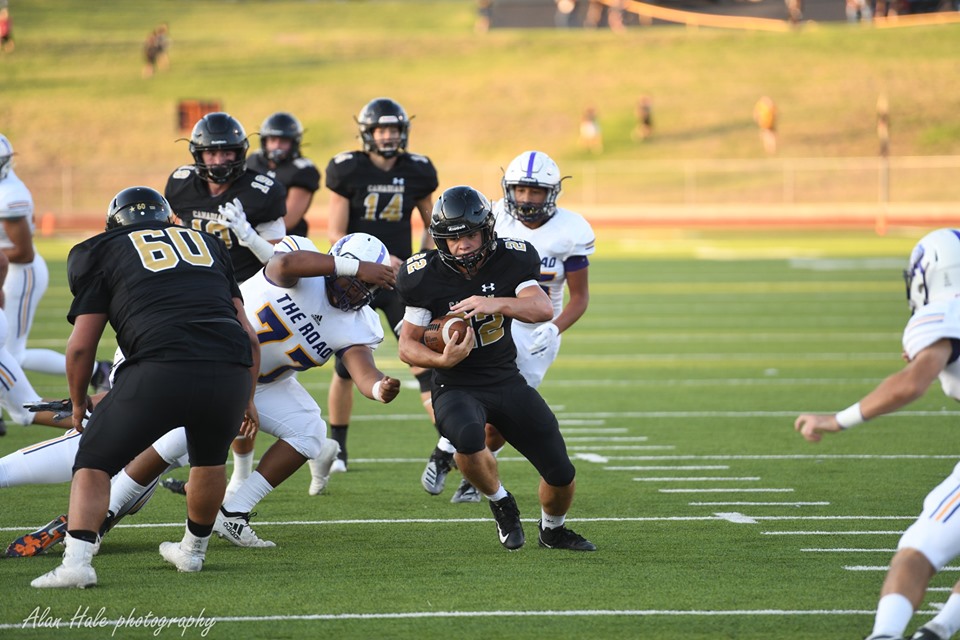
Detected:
[334,256,360,278]
[835,402,865,430]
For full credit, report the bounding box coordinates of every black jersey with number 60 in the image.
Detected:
[66,221,252,370]
[165,165,286,281]
[396,237,542,387]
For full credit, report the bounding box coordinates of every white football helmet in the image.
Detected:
[904,228,960,312]
[501,150,565,224]
[327,232,390,311]
[0,134,14,181]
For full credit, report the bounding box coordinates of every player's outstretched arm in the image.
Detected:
[794,339,952,444]
[340,346,401,403]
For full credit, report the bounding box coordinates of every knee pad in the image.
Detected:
[542,459,576,487]
[415,369,432,394]
[283,427,325,460]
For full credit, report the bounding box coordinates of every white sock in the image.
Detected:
[180,529,210,555]
[108,470,147,515]
[490,446,503,459]
[870,593,914,639]
[484,484,508,502]
[541,510,565,529]
[437,438,456,455]
[926,593,960,638]
[222,471,274,514]
[230,450,254,484]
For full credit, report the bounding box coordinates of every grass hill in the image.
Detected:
[3,1,960,219]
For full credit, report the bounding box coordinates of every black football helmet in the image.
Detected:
[430,186,497,279]
[356,98,409,158]
[105,186,173,230]
[189,112,249,184]
[259,111,303,163]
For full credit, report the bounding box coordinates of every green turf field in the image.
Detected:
[2,229,955,639]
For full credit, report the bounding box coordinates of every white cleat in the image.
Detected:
[159,541,204,573]
[214,508,275,548]
[31,564,97,589]
[31,534,97,589]
[308,439,341,496]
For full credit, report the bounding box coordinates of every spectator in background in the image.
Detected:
[877,94,890,158]
[753,96,777,155]
[555,0,576,27]
[0,6,13,54]
[632,96,654,142]
[142,23,170,78]
[246,112,321,237]
[846,0,874,22]
[476,0,492,33]
[584,0,604,27]
[579,107,603,154]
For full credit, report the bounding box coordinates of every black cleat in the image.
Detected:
[0,417,5,436]
[489,492,524,550]
[451,478,481,503]
[911,626,947,640]
[538,521,597,551]
[160,477,187,496]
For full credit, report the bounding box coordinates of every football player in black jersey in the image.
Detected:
[165,111,285,496]
[324,97,439,476]
[395,186,595,552]
[246,112,320,236]
[164,111,287,283]
[31,187,260,588]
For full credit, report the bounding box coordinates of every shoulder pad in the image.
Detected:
[293,157,316,169]
[406,153,431,164]
[333,152,356,165]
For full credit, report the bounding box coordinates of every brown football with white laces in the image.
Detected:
[423,315,468,353]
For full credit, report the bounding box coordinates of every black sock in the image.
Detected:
[67,529,98,544]
[186,518,213,538]
[331,425,348,462]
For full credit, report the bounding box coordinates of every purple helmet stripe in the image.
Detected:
[524,152,537,178]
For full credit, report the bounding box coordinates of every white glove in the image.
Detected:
[529,322,559,357]
[217,197,275,264]
[218,198,255,245]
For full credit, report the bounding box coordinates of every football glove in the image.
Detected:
[529,322,559,357]
[218,198,255,244]
[218,197,276,263]
[23,399,83,424]
[24,399,72,414]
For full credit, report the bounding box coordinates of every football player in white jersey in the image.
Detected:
[148,232,400,546]
[0,134,112,405]
[795,228,960,640]
[7,233,400,555]
[423,150,596,503]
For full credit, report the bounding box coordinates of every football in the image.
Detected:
[423,315,468,353]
